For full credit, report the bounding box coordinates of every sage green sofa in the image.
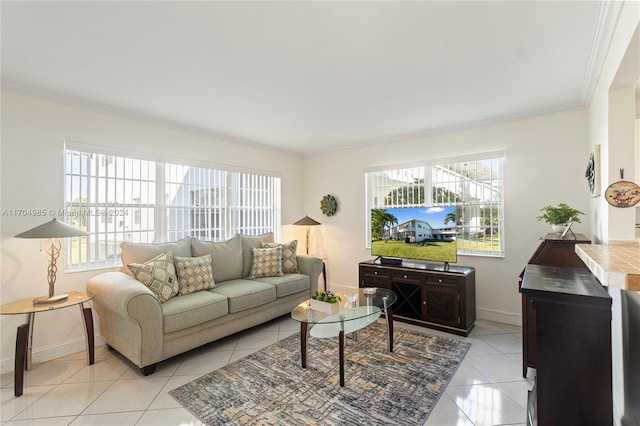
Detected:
[86,234,323,375]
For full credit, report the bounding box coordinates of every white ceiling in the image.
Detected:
[1,1,621,155]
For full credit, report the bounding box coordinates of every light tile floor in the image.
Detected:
[1,318,532,425]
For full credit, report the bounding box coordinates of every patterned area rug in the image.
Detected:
[170,320,470,425]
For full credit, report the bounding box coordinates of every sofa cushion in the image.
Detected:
[240,233,275,277]
[262,240,299,273]
[127,252,179,303]
[161,290,229,333]
[191,235,243,282]
[253,274,311,298]
[121,238,191,276]
[249,246,283,279]
[210,279,276,313]
[174,254,216,295]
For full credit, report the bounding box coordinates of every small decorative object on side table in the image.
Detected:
[536,203,584,235]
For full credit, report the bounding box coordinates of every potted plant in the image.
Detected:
[309,290,342,314]
[537,203,584,232]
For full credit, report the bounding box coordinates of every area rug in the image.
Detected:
[170,320,470,425]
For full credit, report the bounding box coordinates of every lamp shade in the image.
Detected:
[15,218,88,239]
[293,216,321,226]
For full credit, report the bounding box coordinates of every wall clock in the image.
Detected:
[320,194,337,216]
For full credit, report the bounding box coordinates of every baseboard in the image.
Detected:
[0,335,105,375]
[326,282,350,292]
[476,306,522,326]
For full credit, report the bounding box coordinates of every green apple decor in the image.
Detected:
[312,290,341,303]
[310,290,342,314]
[537,203,584,232]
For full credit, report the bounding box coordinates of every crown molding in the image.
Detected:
[1,84,305,158]
[579,0,624,106]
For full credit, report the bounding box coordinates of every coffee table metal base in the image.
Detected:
[299,307,394,387]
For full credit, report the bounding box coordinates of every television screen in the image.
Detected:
[371,206,457,264]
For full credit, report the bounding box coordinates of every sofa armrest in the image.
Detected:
[296,254,324,294]
[86,271,163,367]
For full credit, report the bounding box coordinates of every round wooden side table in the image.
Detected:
[0,291,95,396]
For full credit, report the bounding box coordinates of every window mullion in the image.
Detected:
[156,162,166,243]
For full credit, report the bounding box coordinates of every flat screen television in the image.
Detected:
[371,206,457,269]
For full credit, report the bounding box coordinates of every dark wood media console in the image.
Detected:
[359,259,476,336]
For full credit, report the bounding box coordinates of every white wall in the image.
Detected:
[587,1,640,243]
[608,86,638,239]
[299,109,590,326]
[585,3,640,424]
[0,91,306,373]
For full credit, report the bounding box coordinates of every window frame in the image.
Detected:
[63,141,282,271]
[365,151,505,258]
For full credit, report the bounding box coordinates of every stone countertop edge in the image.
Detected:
[575,241,640,292]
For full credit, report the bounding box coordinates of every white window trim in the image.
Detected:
[365,152,505,258]
[64,140,282,271]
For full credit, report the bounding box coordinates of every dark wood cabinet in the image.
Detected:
[519,233,590,377]
[359,260,475,336]
[521,264,612,426]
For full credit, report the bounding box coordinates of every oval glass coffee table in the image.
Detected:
[291,288,397,387]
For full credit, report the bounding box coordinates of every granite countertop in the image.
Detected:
[575,240,640,291]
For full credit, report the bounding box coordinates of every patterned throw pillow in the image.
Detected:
[174,254,216,295]
[262,240,299,273]
[128,252,179,303]
[249,246,283,279]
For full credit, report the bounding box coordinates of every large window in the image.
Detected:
[64,144,281,271]
[365,153,504,257]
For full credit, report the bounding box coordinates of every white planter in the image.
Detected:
[552,225,567,233]
[310,299,340,314]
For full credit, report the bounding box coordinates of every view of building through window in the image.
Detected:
[366,154,504,257]
[64,148,281,270]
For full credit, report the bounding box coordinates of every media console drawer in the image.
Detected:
[425,275,459,286]
[359,265,391,289]
[359,260,476,336]
[391,270,424,284]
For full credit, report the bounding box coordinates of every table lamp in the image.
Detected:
[293,215,321,255]
[15,218,89,305]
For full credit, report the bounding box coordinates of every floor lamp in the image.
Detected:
[15,218,89,305]
[293,215,321,255]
